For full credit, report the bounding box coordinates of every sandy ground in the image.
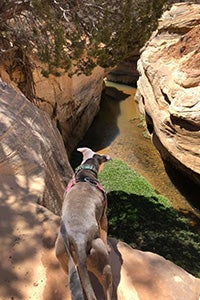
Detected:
[1,172,200,300]
[0,172,70,300]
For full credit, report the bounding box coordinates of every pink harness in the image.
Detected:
[66,176,76,193]
[66,176,107,205]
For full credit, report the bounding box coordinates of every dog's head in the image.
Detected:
[93,153,111,165]
[77,147,111,165]
[77,147,96,164]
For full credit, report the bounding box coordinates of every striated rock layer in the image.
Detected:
[33,64,104,153]
[0,79,73,215]
[0,79,72,299]
[136,3,200,185]
[0,60,104,154]
[107,53,139,86]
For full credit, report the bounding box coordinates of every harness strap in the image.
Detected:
[66,176,76,193]
[65,176,107,205]
[96,182,107,206]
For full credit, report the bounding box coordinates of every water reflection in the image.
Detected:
[79,87,129,151]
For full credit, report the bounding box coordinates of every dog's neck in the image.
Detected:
[75,158,100,182]
[66,158,106,200]
[75,163,97,176]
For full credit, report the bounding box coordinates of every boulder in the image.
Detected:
[107,239,200,300]
[136,3,200,185]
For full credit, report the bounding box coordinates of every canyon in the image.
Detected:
[0,2,200,299]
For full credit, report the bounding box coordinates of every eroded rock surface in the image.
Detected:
[33,65,104,153]
[136,3,200,185]
[0,61,104,154]
[0,79,73,299]
[0,79,73,214]
[108,239,200,300]
[107,53,139,85]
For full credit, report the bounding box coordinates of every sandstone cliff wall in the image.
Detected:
[0,58,104,154]
[0,79,73,215]
[32,64,104,153]
[136,3,200,185]
[1,4,200,298]
[106,53,139,86]
[0,79,73,299]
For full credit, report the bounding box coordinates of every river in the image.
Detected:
[76,81,200,219]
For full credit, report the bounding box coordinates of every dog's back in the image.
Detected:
[56,149,112,300]
[61,182,107,299]
[62,181,105,241]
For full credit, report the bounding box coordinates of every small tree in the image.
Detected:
[0,0,169,76]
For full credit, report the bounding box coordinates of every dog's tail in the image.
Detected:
[60,221,85,300]
[76,243,97,300]
[61,221,97,300]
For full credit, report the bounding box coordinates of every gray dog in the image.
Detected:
[55,148,113,300]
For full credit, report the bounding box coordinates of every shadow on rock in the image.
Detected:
[70,86,130,168]
[164,161,200,212]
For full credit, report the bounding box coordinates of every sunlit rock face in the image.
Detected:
[0,79,73,214]
[136,3,200,185]
[0,79,73,299]
[0,61,104,154]
[32,65,104,153]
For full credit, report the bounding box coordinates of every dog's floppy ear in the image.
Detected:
[77,147,96,164]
